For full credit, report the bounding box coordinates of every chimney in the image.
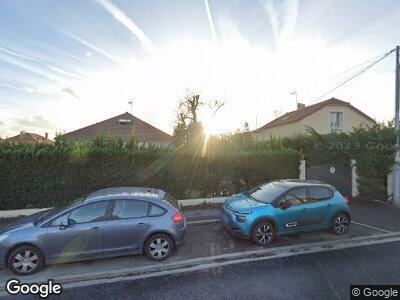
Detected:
[45,132,49,139]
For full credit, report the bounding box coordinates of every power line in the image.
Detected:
[309,48,396,105]
[325,50,393,82]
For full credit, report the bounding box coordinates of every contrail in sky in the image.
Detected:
[95,0,158,54]
[62,30,123,63]
[204,0,217,42]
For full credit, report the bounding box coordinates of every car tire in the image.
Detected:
[251,221,275,246]
[331,213,350,235]
[7,244,45,275]
[144,233,174,261]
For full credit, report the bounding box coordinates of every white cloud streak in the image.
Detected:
[62,30,123,63]
[204,0,218,42]
[94,0,158,54]
[0,52,60,83]
[264,0,298,49]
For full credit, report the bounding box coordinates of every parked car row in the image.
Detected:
[0,180,351,275]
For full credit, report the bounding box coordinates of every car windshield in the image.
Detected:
[246,182,287,203]
[34,196,86,224]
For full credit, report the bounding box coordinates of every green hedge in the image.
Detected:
[264,124,397,201]
[0,140,299,209]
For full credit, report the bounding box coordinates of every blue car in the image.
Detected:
[220,180,351,246]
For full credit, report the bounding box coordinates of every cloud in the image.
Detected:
[264,0,298,49]
[204,0,217,42]
[62,30,123,63]
[0,121,4,126]
[12,116,57,130]
[48,66,86,79]
[0,52,60,83]
[95,0,158,54]
[86,51,94,58]
[62,87,80,99]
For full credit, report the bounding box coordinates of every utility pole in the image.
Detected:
[393,45,400,206]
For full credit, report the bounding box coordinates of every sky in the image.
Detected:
[0,0,400,139]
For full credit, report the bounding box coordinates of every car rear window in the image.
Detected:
[163,193,180,209]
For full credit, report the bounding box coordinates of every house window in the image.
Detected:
[329,112,343,133]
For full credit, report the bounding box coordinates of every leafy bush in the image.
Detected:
[273,124,397,200]
[0,137,299,209]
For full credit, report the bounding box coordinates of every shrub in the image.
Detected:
[0,138,300,209]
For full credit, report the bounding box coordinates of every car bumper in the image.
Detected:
[220,207,250,239]
[173,220,187,245]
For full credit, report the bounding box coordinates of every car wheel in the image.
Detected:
[252,221,275,246]
[7,245,45,275]
[331,213,350,235]
[144,233,174,261]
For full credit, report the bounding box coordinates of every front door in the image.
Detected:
[276,187,311,233]
[103,199,151,256]
[45,201,109,263]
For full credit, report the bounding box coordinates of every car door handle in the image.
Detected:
[301,208,310,211]
[138,222,148,228]
[90,227,101,232]
[326,204,333,207]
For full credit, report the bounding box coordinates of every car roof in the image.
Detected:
[273,179,335,189]
[84,187,166,202]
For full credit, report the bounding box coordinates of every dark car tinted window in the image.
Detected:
[69,201,109,224]
[285,188,307,206]
[112,200,149,219]
[149,204,166,217]
[308,187,333,202]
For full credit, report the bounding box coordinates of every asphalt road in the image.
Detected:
[6,240,398,300]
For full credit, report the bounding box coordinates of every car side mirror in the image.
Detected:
[279,201,291,210]
[67,218,76,226]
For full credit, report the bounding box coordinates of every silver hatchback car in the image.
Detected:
[0,187,187,275]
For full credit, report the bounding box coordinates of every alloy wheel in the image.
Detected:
[334,214,349,234]
[12,250,39,274]
[255,224,273,244]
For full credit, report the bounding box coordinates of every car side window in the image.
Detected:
[307,187,333,203]
[112,200,149,219]
[68,201,109,224]
[285,188,307,206]
[50,213,69,226]
[149,204,166,217]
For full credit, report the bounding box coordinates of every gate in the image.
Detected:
[306,164,352,196]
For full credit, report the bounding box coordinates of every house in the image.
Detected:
[7,132,54,145]
[57,112,174,147]
[253,98,374,140]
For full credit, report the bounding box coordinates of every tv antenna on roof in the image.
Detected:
[290,90,298,107]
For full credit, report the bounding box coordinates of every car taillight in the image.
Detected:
[344,196,350,204]
[171,212,183,223]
